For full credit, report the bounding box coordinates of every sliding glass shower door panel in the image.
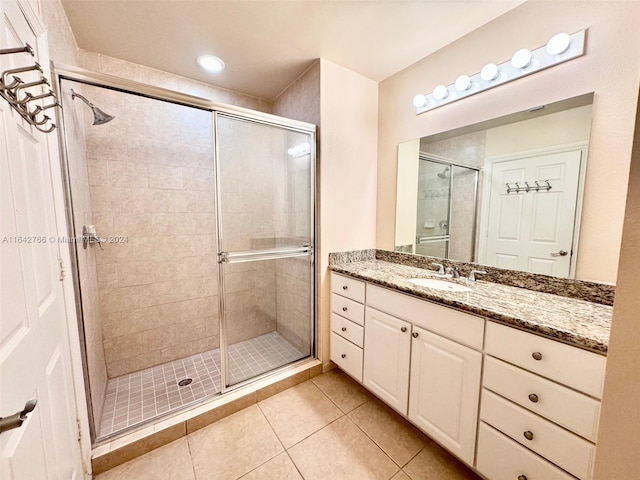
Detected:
[215,113,314,387]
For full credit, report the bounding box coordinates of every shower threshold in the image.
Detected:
[97,331,304,439]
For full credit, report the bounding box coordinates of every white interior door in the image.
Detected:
[1,2,84,479]
[482,150,582,277]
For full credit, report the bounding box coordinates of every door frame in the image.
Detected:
[478,141,589,278]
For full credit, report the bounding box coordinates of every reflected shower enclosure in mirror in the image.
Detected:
[395,93,593,279]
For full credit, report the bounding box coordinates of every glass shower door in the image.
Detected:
[215,113,314,388]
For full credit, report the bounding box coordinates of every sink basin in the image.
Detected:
[407,277,472,293]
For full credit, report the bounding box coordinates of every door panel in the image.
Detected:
[215,114,314,388]
[408,327,481,466]
[0,2,84,478]
[484,150,582,276]
[363,307,411,414]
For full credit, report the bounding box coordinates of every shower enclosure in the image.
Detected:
[415,155,479,261]
[57,73,315,442]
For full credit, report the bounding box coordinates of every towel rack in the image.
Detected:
[0,43,58,133]
[505,180,552,194]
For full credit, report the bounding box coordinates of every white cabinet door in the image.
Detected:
[363,307,411,414]
[408,326,482,466]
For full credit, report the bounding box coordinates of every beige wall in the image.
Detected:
[594,88,640,478]
[377,1,640,283]
[319,59,378,365]
[484,105,592,157]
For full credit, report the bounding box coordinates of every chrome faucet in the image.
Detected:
[468,269,487,282]
[431,263,445,275]
[445,266,460,279]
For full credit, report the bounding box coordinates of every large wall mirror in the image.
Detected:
[395,93,593,279]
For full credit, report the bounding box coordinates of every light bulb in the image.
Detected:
[454,75,471,91]
[511,49,532,69]
[412,94,428,108]
[433,85,449,100]
[196,55,225,73]
[480,63,499,81]
[546,33,571,55]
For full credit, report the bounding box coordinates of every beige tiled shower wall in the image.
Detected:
[275,256,312,354]
[82,84,219,377]
[60,84,109,421]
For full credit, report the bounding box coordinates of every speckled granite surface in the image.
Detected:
[329,258,612,355]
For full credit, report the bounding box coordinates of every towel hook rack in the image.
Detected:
[0,43,57,133]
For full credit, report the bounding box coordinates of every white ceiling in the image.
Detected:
[61,0,525,100]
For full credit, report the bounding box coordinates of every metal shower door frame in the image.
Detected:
[213,111,316,393]
[52,64,317,442]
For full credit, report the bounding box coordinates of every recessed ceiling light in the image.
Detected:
[197,55,225,73]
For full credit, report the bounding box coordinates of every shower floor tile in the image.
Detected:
[98,331,304,439]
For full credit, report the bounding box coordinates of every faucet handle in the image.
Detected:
[469,269,487,282]
[445,266,460,279]
[431,263,445,275]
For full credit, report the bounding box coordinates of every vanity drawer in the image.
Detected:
[331,332,363,382]
[331,313,364,348]
[366,284,484,349]
[331,293,365,326]
[480,389,596,480]
[483,356,601,441]
[476,422,576,480]
[485,321,606,399]
[331,273,365,303]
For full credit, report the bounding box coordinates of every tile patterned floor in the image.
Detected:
[98,332,304,438]
[95,369,481,480]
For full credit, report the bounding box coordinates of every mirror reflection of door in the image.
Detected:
[480,149,582,277]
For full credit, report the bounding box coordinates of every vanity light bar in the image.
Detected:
[413,30,586,115]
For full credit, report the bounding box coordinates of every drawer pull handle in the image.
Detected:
[342,307,348,312]
[341,327,347,332]
[518,476,528,480]
[412,332,419,338]
[341,353,346,358]
[532,351,543,361]
[401,327,407,333]
[523,430,534,441]
[342,285,348,290]
[528,393,539,403]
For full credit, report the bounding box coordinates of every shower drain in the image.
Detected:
[178,378,193,387]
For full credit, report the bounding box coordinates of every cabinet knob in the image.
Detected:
[528,393,539,403]
[341,353,346,358]
[342,306,348,312]
[518,476,528,480]
[401,327,407,333]
[412,332,419,338]
[341,327,347,332]
[523,430,534,441]
[342,285,348,290]
[531,351,543,361]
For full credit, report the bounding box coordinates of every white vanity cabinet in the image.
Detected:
[477,321,607,480]
[329,271,607,480]
[361,281,484,467]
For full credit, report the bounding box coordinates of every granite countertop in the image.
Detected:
[329,259,612,355]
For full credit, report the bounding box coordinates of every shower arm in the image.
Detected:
[70,90,95,108]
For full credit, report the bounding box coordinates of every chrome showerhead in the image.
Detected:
[70,89,115,125]
[437,166,449,179]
